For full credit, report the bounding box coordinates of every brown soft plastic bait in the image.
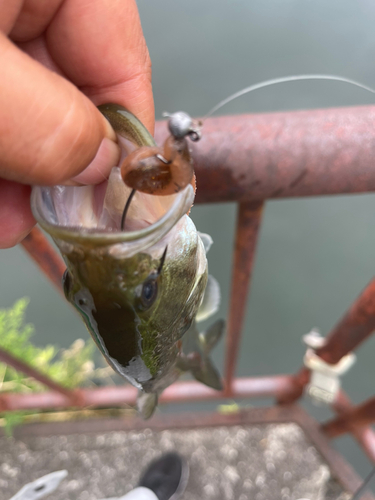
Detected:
[121,111,201,196]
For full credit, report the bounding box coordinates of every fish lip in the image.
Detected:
[31,183,195,251]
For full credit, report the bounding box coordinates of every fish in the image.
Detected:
[31,104,224,418]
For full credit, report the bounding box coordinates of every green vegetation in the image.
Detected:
[0,298,109,435]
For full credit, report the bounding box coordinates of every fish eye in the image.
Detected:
[140,278,158,309]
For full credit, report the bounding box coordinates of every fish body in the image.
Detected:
[60,207,208,393]
[31,105,223,417]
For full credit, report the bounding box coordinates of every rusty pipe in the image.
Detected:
[324,395,375,438]
[224,201,264,395]
[0,375,294,412]
[316,277,375,365]
[0,348,80,408]
[155,106,375,203]
[324,391,375,464]
[279,277,375,404]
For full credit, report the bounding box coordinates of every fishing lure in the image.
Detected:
[120,111,201,196]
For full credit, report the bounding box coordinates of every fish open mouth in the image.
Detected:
[31,168,195,255]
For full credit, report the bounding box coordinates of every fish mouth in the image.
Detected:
[31,167,195,255]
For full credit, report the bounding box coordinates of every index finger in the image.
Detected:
[11,0,154,133]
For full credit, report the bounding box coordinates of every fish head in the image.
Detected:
[31,168,208,391]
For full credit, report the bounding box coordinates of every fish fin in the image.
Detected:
[198,232,213,254]
[196,275,221,322]
[191,354,223,391]
[137,391,158,420]
[176,353,191,372]
[198,319,225,355]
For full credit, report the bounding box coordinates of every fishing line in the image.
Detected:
[204,74,375,118]
[121,188,136,231]
[351,466,375,500]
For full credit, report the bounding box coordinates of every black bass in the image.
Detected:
[31,105,223,418]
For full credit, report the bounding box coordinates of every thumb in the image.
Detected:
[0,33,120,186]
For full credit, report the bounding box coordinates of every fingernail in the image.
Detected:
[71,138,121,185]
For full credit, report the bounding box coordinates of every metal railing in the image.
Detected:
[2,105,375,466]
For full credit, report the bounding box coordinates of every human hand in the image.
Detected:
[0,0,154,248]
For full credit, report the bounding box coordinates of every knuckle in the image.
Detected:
[35,99,102,184]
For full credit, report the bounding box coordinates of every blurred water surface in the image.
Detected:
[2,0,375,478]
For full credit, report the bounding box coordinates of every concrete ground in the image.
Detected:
[0,423,350,500]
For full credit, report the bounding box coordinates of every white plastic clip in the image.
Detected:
[9,470,68,500]
[303,329,356,405]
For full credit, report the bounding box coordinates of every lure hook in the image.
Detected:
[120,188,136,231]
